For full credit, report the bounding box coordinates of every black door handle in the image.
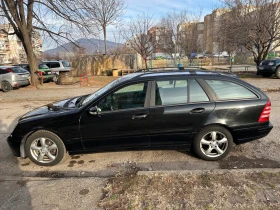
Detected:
[190,108,205,114]
[132,114,148,119]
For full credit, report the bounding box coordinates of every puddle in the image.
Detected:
[79,189,89,195]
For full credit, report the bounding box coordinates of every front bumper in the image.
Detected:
[233,122,273,144]
[257,66,276,73]
[6,135,21,157]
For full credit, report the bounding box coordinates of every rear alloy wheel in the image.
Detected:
[25,130,66,166]
[1,81,12,92]
[261,73,272,78]
[193,126,233,161]
[276,67,280,79]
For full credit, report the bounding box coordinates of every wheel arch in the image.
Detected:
[20,128,67,158]
[192,123,237,146]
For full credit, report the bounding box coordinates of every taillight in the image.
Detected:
[6,68,13,73]
[258,101,271,122]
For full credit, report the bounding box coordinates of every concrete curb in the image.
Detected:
[137,168,280,176]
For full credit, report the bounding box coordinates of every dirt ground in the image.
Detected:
[1,76,280,209]
[99,169,280,210]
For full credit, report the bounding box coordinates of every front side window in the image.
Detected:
[50,63,60,68]
[155,79,188,105]
[205,80,257,100]
[97,82,148,112]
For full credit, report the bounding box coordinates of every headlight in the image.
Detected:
[268,62,275,66]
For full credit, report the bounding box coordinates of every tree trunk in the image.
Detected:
[144,58,148,70]
[103,25,107,55]
[22,34,38,86]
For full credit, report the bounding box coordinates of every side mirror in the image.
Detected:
[89,106,101,115]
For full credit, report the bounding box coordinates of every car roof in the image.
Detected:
[0,66,18,68]
[42,60,67,62]
[129,69,237,79]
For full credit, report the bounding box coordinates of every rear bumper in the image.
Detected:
[13,79,30,87]
[233,122,273,144]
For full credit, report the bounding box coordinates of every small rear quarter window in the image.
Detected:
[205,80,257,100]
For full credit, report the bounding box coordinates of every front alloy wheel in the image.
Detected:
[193,126,233,161]
[25,130,66,166]
[30,138,58,163]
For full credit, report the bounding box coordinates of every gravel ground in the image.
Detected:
[243,78,280,90]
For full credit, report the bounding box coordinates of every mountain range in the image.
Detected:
[43,38,121,55]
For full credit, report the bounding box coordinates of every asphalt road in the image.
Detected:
[0,78,280,209]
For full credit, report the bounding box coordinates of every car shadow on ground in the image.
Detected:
[0,118,33,210]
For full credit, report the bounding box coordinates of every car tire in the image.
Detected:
[275,67,280,79]
[261,73,272,78]
[192,125,233,161]
[1,81,12,92]
[25,130,67,166]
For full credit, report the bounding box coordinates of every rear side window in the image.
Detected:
[205,80,257,100]
[189,79,209,102]
[156,79,188,105]
[62,60,71,67]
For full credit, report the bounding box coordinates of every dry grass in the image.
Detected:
[99,171,280,210]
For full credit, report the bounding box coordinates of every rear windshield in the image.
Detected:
[62,60,71,67]
[38,64,49,69]
[10,67,28,73]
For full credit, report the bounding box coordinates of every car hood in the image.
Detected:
[20,98,79,121]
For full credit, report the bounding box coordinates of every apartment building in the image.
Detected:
[148,27,173,57]
[0,24,42,64]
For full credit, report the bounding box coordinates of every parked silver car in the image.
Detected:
[42,60,72,72]
[0,66,30,92]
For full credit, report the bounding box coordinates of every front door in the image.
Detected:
[80,81,151,150]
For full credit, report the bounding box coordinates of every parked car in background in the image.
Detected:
[195,54,208,59]
[14,63,56,82]
[0,66,30,92]
[257,58,280,78]
[42,60,72,72]
[7,69,273,166]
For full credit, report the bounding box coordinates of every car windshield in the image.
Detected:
[11,67,28,73]
[81,73,142,106]
[62,61,71,67]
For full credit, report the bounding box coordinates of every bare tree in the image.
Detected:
[221,0,280,67]
[0,0,98,85]
[159,9,202,62]
[80,0,125,55]
[121,12,158,70]
[215,11,238,57]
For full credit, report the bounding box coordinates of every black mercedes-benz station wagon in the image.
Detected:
[7,70,273,166]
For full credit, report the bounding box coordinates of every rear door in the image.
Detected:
[149,77,215,147]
